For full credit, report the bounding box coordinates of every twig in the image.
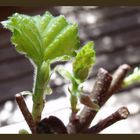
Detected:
[15,94,36,134]
[90,68,113,106]
[84,106,129,134]
[105,64,131,102]
[79,68,112,131]
[67,68,112,133]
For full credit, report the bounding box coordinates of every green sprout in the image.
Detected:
[73,41,96,82]
[123,67,140,87]
[1,11,97,126]
[57,41,96,112]
[1,12,80,123]
[1,11,137,134]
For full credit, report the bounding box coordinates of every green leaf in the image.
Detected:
[33,11,53,34]
[123,67,140,87]
[50,55,72,63]
[56,66,80,86]
[72,41,96,81]
[42,15,68,47]
[1,12,80,66]
[56,66,81,111]
[56,66,73,81]
[44,23,80,61]
[1,13,43,65]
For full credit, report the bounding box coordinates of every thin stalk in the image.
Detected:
[32,66,45,124]
[67,81,79,134]
[15,94,36,134]
[70,80,79,118]
[104,64,131,102]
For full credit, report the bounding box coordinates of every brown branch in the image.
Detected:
[105,64,131,102]
[15,94,36,134]
[84,106,129,134]
[67,65,130,133]
[67,68,112,133]
[89,68,113,107]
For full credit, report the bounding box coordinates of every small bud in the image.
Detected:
[80,94,100,111]
[73,41,96,81]
[123,67,140,87]
[19,129,29,134]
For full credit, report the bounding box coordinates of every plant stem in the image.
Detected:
[84,106,129,134]
[67,68,112,133]
[15,94,36,134]
[32,66,45,124]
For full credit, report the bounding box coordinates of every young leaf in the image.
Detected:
[1,12,80,66]
[44,23,80,61]
[80,94,100,112]
[123,67,140,87]
[73,41,96,81]
[42,15,68,47]
[56,66,80,111]
[56,66,80,84]
[1,13,43,65]
[33,11,53,34]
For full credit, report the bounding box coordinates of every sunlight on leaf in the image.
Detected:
[1,12,80,66]
[73,41,96,81]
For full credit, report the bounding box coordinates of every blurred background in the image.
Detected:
[0,6,140,133]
